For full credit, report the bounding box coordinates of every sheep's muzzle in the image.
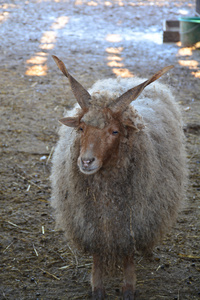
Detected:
[78,156,102,175]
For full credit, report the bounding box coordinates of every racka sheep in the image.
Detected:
[50,56,187,299]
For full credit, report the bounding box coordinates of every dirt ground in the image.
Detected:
[0,0,200,299]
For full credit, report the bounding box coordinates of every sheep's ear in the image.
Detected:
[52,55,91,109]
[123,119,144,132]
[59,117,80,127]
[124,120,139,131]
[109,65,174,112]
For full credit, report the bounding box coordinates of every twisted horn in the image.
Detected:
[52,55,91,109]
[108,65,174,111]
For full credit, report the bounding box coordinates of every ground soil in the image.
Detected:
[0,0,200,299]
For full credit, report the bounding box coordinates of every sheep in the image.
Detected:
[50,55,187,300]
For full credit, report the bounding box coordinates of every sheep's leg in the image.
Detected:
[122,256,136,300]
[91,254,105,300]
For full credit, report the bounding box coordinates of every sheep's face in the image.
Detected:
[77,115,122,175]
[59,106,144,175]
[60,108,123,175]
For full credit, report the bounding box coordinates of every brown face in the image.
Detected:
[77,121,121,175]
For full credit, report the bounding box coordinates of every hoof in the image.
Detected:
[122,285,136,300]
[92,288,105,300]
[123,289,135,300]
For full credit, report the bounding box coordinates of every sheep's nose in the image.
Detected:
[81,157,95,168]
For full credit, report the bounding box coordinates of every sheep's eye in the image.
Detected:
[79,127,83,132]
[112,131,119,135]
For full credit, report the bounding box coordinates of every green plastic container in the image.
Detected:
[179,17,200,46]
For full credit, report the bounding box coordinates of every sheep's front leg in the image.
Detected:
[122,256,136,300]
[91,254,105,300]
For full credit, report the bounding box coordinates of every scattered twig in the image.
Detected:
[177,289,180,300]
[33,244,39,257]
[156,265,161,271]
[37,198,49,203]
[2,291,9,300]
[7,221,19,228]
[46,146,54,165]
[77,263,92,269]
[178,253,200,260]
[137,278,156,284]
[60,262,92,270]
[5,221,30,234]
[71,295,88,299]
[188,149,199,162]
[26,184,31,192]
[17,173,42,190]
[67,244,79,266]
[3,241,14,253]
[39,267,60,280]
[59,265,71,270]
